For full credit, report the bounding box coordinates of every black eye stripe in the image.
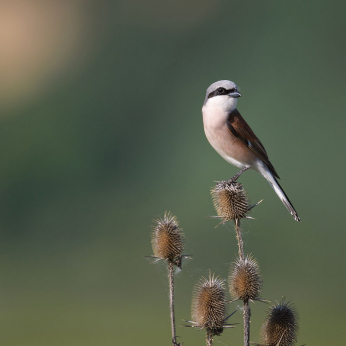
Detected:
[208,87,237,99]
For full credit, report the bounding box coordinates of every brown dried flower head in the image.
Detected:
[261,299,298,346]
[151,212,184,266]
[192,273,226,335]
[229,255,261,301]
[211,181,251,223]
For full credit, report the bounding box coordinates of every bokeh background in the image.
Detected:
[0,1,345,345]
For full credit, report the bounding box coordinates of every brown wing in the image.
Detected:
[227,109,280,179]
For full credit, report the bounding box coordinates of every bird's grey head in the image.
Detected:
[203,80,241,111]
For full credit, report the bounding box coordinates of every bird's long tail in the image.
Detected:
[259,166,301,222]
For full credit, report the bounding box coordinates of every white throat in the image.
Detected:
[203,95,238,114]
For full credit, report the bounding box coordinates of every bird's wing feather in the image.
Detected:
[227,109,280,178]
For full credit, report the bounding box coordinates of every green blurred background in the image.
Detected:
[0,1,345,345]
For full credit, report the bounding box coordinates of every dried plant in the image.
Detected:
[151,211,184,267]
[211,181,263,346]
[211,180,261,224]
[229,255,261,301]
[147,212,188,346]
[192,273,226,333]
[186,272,235,346]
[145,179,302,346]
[260,299,299,346]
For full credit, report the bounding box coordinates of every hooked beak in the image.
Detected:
[228,91,241,98]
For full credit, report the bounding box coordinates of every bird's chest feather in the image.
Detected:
[202,107,253,168]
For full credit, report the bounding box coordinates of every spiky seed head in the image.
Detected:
[261,299,299,346]
[151,212,184,266]
[192,273,226,335]
[211,181,250,223]
[229,255,261,301]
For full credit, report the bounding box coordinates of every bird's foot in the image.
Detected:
[228,166,250,182]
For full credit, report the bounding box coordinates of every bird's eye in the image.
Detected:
[217,87,226,94]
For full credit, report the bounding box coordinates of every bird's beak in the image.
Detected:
[228,91,241,98]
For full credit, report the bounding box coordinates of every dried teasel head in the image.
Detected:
[191,273,226,336]
[211,181,258,224]
[261,299,299,346]
[151,212,184,267]
[229,255,261,301]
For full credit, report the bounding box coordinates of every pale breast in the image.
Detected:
[202,106,256,169]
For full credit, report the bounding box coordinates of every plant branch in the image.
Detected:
[235,218,245,261]
[243,299,251,346]
[234,218,250,346]
[206,330,213,346]
[168,262,180,346]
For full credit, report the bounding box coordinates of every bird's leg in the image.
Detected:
[229,166,250,182]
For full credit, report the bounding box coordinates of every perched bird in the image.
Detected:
[202,80,300,222]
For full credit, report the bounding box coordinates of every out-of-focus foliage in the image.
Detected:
[0,1,345,345]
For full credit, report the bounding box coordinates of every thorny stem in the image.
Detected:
[243,299,250,346]
[235,218,250,346]
[235,218,245,261]
[206,330,213,346]
[168,262,180,346]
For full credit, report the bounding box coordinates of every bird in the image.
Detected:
[202,80,300,222]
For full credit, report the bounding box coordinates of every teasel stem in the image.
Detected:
[235,218,245,261]
[235,218,250,346]
[243,299,250,346]
[168,261,180,346]
[206,330,213,346]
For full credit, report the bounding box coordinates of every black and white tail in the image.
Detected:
[260,166,301,222]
